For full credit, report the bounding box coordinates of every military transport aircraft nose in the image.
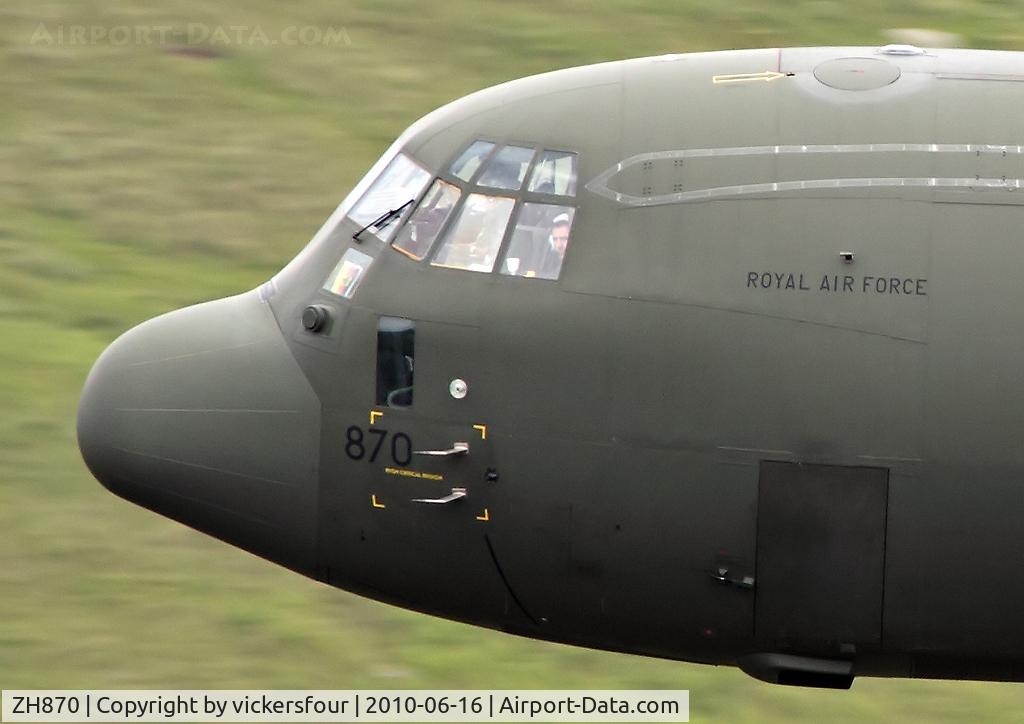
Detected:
[77,290,320,575]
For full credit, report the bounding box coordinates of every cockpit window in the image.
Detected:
[500,204,574,280]
[380,141,579,280]
[392,179,461,261]
[477,145,535,191]
[377,317,414,408]
[431,194,515,273]
[347,153,431,241]
[528,150,578,196]
[449,140,495,183]
[323,247,375,298]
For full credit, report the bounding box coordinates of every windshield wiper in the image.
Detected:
[352,199,415,242]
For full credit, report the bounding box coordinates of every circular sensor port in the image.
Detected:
[302,305,331,333]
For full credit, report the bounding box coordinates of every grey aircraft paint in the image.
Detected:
[79,47,1024,688]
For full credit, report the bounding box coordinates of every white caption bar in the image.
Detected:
[1,690,688,723]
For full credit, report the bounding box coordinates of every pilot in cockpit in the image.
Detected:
[536,213,571,277]
[502,210,572,280]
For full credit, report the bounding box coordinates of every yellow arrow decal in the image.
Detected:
[712,71,788,85]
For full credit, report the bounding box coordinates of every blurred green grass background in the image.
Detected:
[4,1,1024,722]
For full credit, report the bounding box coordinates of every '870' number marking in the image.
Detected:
[345,426,412,466]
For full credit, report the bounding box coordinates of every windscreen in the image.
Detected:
[347,154,431,241]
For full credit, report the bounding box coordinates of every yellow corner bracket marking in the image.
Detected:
[371,494,386,509]
[712,70,787,85]
[476,508,490,522]
[473,424,488,440]
[370,410,383,425]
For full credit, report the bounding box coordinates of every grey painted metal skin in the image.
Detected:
[78,47,1024,687]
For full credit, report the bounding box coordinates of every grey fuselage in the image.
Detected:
[79,47,1024,687]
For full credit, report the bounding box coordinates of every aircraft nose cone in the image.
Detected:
[77,290,321,574]
[77,341,126,498]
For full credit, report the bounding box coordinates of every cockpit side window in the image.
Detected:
[476,145,535,191]
[392,180,461,261]
[500,204,575,280]
[449,140,495,183]
[431,194,515,273]
[528,150,577,196]
[347,154,431,242]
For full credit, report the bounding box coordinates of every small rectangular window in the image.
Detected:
[449,140,495,183]
[431,194,515,273]
[500,203,575,280]
[528,150,577,196]
[323,247,374,299]
[347,154,431,242]
[392,179,461,260]
[477,145,535,191]
[377,317,414,408]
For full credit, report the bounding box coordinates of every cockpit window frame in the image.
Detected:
[428,192,518,273]
[385,140,579,280]
[449,140,499,185]
[475,144,539,192]
[346,152,433,243]
[527,149,579,197]
[495,201,575,280]
[391,178,463,262]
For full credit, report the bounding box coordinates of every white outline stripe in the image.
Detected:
[585,144,1024,206]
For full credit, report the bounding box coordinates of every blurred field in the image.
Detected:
[4,1,1024,722]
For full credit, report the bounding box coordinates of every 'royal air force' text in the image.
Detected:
[747,272,927,296]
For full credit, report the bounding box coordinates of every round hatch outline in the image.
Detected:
[813,57,901,91]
